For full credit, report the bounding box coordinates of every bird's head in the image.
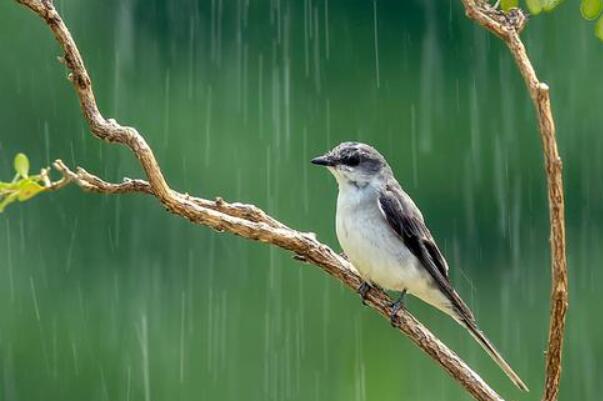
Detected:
[311,142,390,188]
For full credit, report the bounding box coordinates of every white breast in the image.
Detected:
[335,184,430,293]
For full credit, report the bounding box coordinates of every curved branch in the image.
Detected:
[48,161,505,401]
[50,160,290,229]
[14,1,517,400]
[459,2,568,401]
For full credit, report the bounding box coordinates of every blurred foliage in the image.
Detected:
[581,0,603,20]
[501,0,603,41]
[0,153,47,212]
[597,12,603,38]
[2,0,603,400]
[501,0,520,11]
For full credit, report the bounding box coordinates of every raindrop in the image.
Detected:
[373,0,380,89]
[6,220,15,303]
[136,313,151,401]
[324,0,330,59]
[30,276,41,322]
[204,85,213,165]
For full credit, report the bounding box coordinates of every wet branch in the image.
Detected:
[46,157,505,400]
[459,2,569,401]
[14,0,507,399]
[12,1,549,401]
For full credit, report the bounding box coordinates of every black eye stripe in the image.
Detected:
[343,153,361,166]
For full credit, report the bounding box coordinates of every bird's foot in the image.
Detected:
[389,290,407,327]
[357,281,372,305]
[339,251,349,261]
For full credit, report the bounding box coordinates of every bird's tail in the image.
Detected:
[456,315,529,392]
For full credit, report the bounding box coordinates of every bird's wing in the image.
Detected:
[377,184,474,321]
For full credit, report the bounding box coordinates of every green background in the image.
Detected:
[1,0,602,400]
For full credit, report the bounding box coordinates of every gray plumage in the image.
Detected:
[311,142,528,392]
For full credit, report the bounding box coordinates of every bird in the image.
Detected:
[311,141,528,392]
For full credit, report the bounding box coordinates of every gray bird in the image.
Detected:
[311,142,528,392]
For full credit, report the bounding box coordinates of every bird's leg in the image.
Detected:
[357,281,372,305]
[389,289,407,326]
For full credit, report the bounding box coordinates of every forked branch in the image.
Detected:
[14,1,504,400]
[13,0,510,399]
[13,1,568,401]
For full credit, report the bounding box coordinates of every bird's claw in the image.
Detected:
[357,282,372,305]
[389,290,407,327]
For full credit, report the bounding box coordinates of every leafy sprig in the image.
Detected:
[0,153,47,212]
[500,0,603,41]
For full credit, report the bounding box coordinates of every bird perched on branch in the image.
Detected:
[311,142,528,392]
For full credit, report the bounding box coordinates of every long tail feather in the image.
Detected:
[458,317,529,392]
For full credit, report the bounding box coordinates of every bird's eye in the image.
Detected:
[344,154,361,167]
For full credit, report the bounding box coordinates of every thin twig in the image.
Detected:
[12,1,509,400]
[459,2,568,401]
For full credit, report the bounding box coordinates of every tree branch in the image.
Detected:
[11,0,513,400]
[459,2,568,401]
[49,158,509,400]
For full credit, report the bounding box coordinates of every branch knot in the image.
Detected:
[484,4,528,35]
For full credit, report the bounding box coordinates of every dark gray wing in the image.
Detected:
[378,184,474,321]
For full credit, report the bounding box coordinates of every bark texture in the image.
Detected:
[13,1,568,401]
[459,2,568,401]
[15,1,505,400]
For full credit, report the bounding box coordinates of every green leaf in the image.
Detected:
[0,181,20,193]
[542,0,564,12]
[14,153,29,178]
[596,15,603,40]
[501,0,519,11]
[1,155,48,212]
[581,0,603,20]
[16,180,45,201]
[0,192,19,213]
[526,0,544,14]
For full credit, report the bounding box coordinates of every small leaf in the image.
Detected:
[0,181,20,193]
[542,0,564,11]
[526,0,544,14]
[501,0,519,11]
[0,193,19,213]
[14,153,30,178]
[581,0,603,20]
[16,180,45,202]
[596,15,603,40]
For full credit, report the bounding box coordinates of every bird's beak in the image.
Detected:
[311,154,336,166]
